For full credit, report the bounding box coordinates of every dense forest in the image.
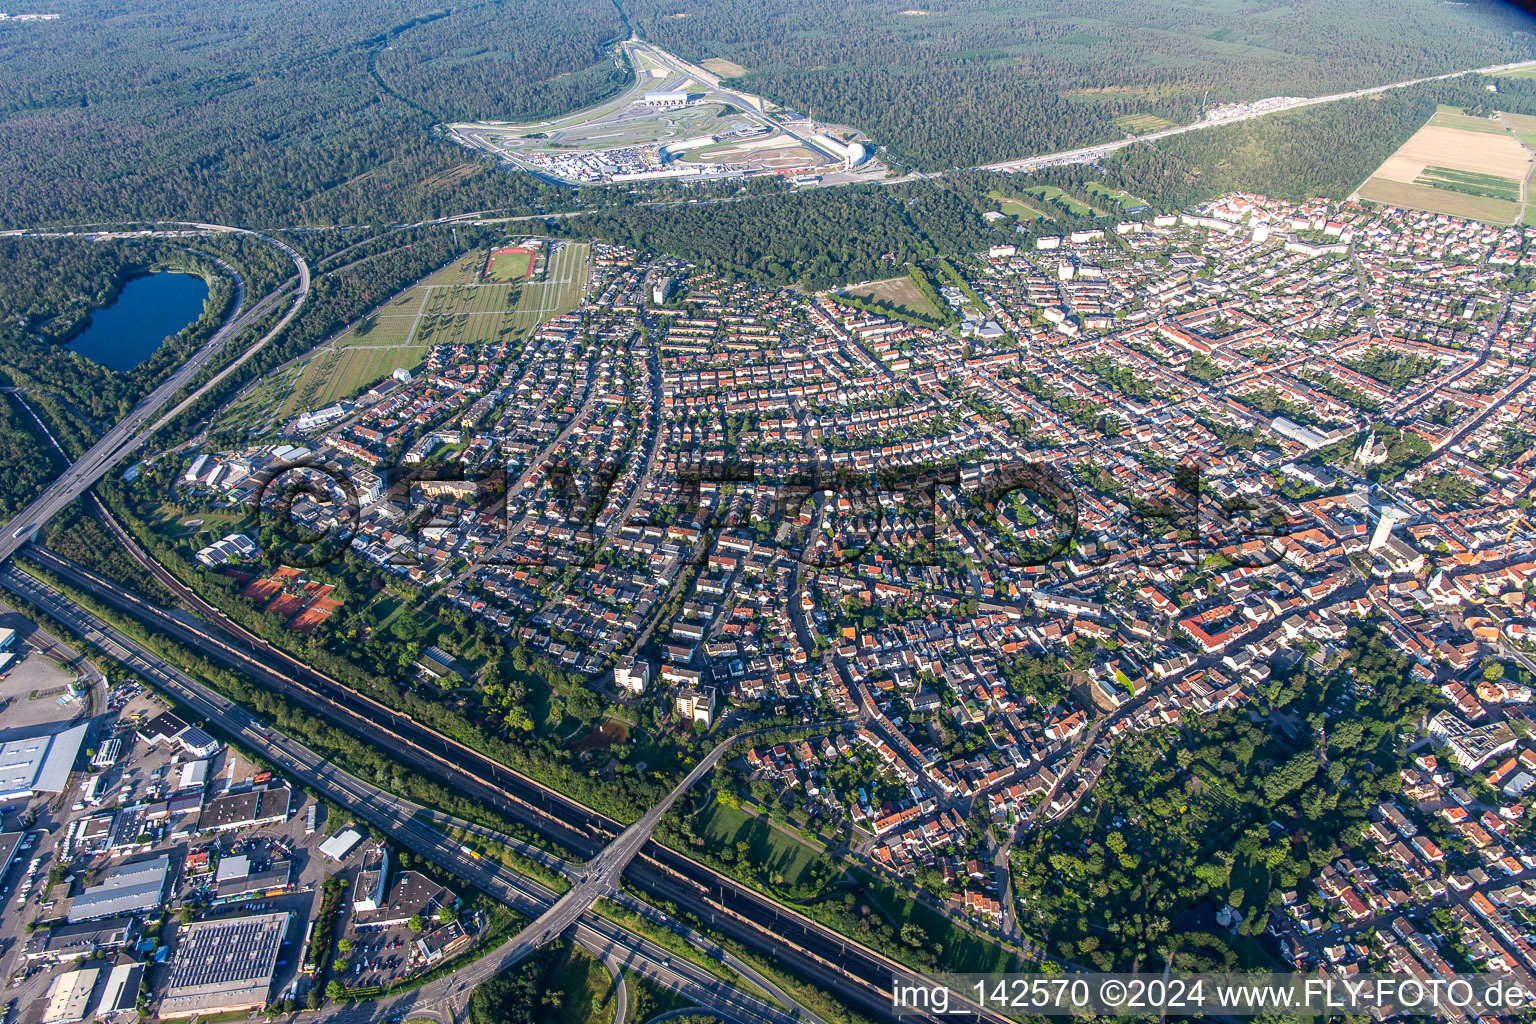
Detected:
[0,237,238,426]
[1088,89,1442,208]
[0,0,609,227]
[558,176,1003,289]
[0,396,56,520]
[2,0,1532,227]
[625,0,1536,168]
[560,70,1536,290]
[373,0,629,122]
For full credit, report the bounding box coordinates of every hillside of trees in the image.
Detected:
[373,0,629,122]
[0,0,612,227]
[625,0,1536,169]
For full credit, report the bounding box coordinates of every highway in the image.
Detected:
[0,563,818,1024]
[31,492,946,1024]
[982,58,1536,173]
[0,224,310,566]
[447,34,1536,192]
[497,727,750,961]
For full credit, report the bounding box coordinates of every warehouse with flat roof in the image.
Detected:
[21,916,140,963]
[67,854,170,923]
[42,967,98,1024]
[97,962,143,1018]
[199,784,290,832]
[0,722,88,802]
[318,826,364,862]
[159,911,290,1019]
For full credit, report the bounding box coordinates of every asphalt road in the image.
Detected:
[501,732,744,959]
[0,224,309,566]
[0,563,810,1024]
[981,58,1536,173]
[15,546,936,1022]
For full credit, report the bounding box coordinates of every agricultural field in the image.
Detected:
[1412,166,1521,202]
[839,275,941,320]
[1356,177,1521,225]
[232,243,590,423]
[1428,105,1514,134]
[1355,108,1532,224]
[1501,111,1536,148]
[1114,112,1177,134]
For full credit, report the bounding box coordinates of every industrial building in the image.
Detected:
[319,826,364,862]
[97,963,143,1019]
[67,854,170,923]
[0,722,89,803]
[213,854,295,905]
[199,784,290,832]
[354,870,457,929]
[159,911,291,1019]
[0,830,24,880]
[137,711,220,759]
[353,847,389,913]
[21,916,140,963]
[42,968,98,1024]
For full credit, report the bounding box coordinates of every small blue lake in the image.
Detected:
[67,271,209,371]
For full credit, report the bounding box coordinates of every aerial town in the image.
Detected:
[0,189,1501,1019]
[12,0,1536,1017]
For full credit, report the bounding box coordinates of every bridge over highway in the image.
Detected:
[496,730,743,954]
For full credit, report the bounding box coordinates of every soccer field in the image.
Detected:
[485,248,534,282]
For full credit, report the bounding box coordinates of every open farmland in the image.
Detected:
[1354,109,1532,224]
[1429,105,1515,134]
[1356,177,1521,224]
[1501,111,1536,148]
